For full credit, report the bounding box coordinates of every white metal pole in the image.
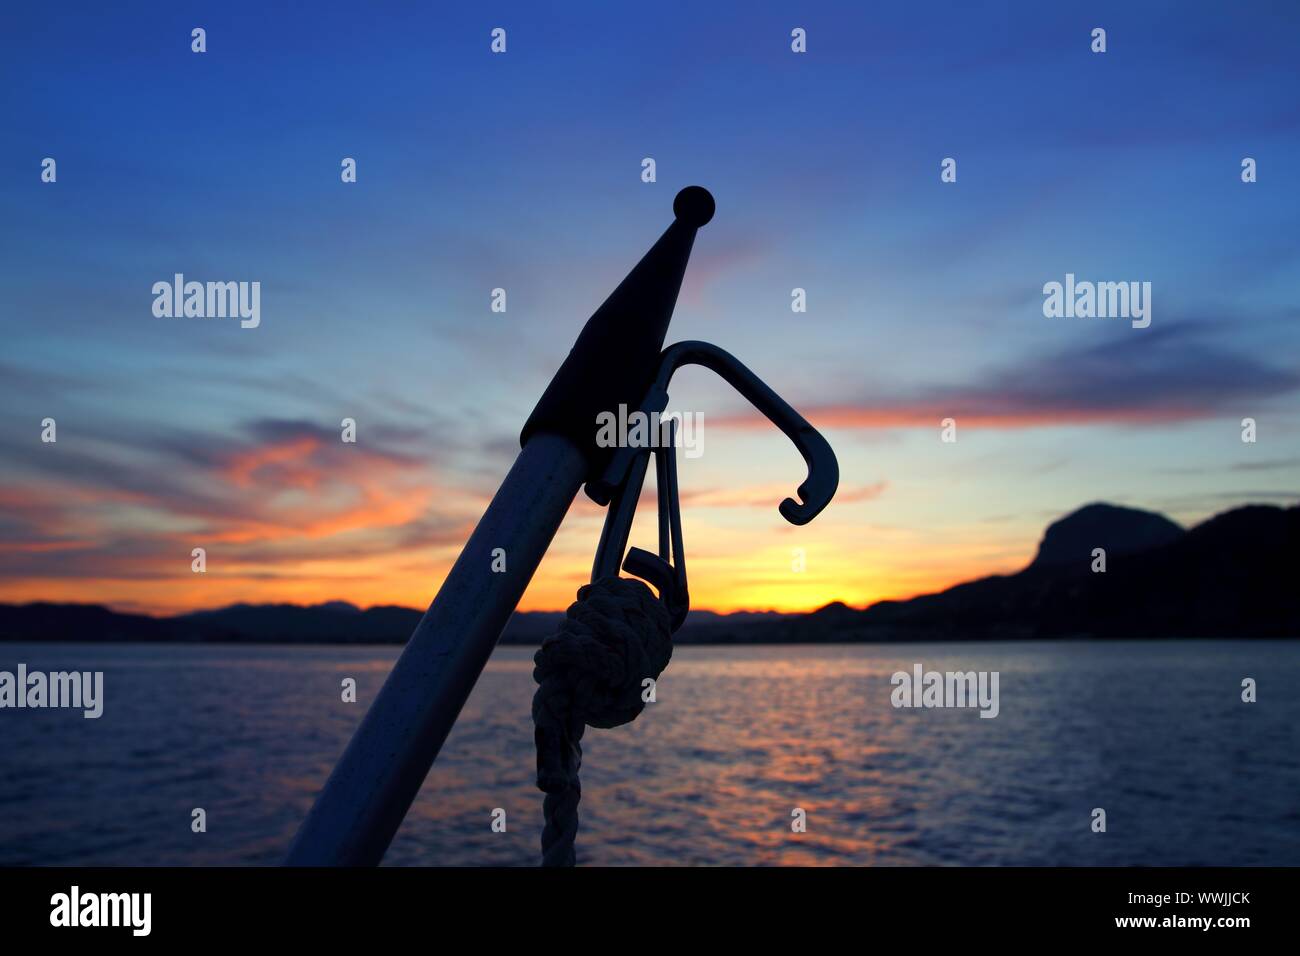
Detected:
[285,433,586,866]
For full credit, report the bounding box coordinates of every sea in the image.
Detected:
[1,640,1296,866]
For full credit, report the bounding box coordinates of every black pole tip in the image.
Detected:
[673,186,715,227]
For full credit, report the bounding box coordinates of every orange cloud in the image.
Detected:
[224,435,326,490]
[0,421,484,614]
[0,418,1002,617]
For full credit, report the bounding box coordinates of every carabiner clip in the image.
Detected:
[591,418,689,632]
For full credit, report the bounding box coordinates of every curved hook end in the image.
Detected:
[653,340,840,527]
[778,429,839,525]
[779,475,837,526]
[779,497,810,526]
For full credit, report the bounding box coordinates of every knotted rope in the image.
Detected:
[531,576,673,867]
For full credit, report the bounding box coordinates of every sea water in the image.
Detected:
[0,641,1295,866]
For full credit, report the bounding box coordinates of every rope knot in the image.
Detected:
[531,576,673,866]
[534,576,673,728]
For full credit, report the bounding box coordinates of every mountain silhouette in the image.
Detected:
[1028,502,1184,569]
[1,502,1294,643]
[0,599,777,645]
[779,502,1297,641]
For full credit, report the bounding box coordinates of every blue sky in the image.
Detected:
[1,1,1297,613]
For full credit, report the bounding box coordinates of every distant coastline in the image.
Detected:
[3,502,1295,644]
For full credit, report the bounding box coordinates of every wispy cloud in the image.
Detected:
[0,417,476,610]
[717,325,1300,431]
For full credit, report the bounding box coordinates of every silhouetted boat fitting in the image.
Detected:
[284,187,838,866]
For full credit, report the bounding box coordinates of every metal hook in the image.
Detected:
[588,340,838,633]
[588,340,839,524]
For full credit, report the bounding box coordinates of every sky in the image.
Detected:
[1,1,1297,615]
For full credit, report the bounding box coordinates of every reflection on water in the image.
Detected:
[1,641,1296,866]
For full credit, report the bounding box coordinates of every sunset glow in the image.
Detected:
[3,4,1297,620]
